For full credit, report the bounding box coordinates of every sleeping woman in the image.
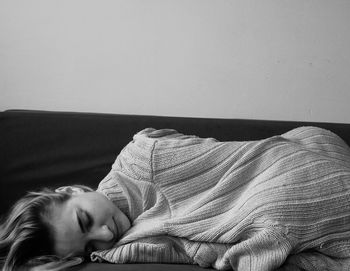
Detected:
[1,126,350,271]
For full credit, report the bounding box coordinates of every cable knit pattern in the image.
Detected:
[91,127,350,271]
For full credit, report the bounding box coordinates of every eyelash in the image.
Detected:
[84,212,92,230]
[78,210,93,234]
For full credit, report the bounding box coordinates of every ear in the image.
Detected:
[55,186,85,195]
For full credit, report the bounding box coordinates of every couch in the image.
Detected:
[1,109,350,271]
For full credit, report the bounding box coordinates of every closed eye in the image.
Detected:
[84,211,93,230]
[77,208,94,234]
[76,211,85,233]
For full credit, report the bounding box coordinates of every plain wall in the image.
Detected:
[1,0,350,123]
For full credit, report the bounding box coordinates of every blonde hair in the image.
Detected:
[0,185,93,271]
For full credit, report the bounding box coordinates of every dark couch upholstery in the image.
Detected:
[1,109,350,271]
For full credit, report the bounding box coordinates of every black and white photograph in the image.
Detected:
[1,1,350,270]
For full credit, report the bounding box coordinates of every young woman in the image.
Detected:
[1,127,350,271]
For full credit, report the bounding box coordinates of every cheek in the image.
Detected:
[88,196,116,221]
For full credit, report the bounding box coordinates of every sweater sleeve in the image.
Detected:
[136,128,241,207]
[110,129,155,182]
[110,128,215,181]
[90,236,194,264]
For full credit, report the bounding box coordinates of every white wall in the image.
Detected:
[1,0,350,123]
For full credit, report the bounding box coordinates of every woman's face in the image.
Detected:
[49,191,131,257]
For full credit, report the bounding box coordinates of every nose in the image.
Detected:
[88,225,114,242]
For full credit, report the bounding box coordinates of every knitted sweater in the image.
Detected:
[91,127,350,271]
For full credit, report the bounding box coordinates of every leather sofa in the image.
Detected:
[1,109,350,271]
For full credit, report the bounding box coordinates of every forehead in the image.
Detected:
[50,199,83,256]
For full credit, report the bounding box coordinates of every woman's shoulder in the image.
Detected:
[133,128,187,140]
[133,128,218,146]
